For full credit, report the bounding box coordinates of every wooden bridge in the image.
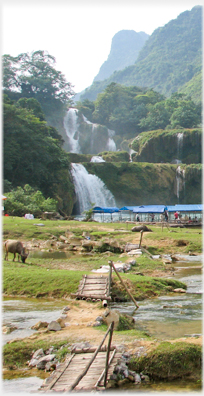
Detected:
[71,274,112,302]
[39,322,122,392]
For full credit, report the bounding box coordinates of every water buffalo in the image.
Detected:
[4,240,29,263]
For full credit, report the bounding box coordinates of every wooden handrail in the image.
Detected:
[108,260,139,309]
[69,321,115,391]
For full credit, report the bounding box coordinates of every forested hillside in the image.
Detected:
[80,6,202,102]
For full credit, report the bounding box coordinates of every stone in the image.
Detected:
[134,373,141,383]
[173,288,186,293]
[127,249,143,255]
[48,321,61,331]
[36,354,56,370]
[2,324,17,334]
[102,309,120,330]
[57,318,66,328]
[31,321,48,330]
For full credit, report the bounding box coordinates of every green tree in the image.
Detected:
[2,51,75,128]
[4,184,57,217]
[3,98,74,214]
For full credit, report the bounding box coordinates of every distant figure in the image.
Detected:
[160,213,164,222]
[136,214,140,222]
[174,211,178,221]
[164,210,168,222]
[151,213,155,222]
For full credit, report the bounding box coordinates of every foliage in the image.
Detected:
[3,97,75,214]
[4,184,57,217]
[3,50,74,115]
[83,203,95,221]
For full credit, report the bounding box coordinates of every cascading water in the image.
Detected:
[63,108,80,153]
[63,109,117,154]
[71,163,116,214]
[177,132,184,161]
[106,129,116,151]
[176,165,185,203]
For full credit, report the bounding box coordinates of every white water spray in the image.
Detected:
[63,108,80,153]
[71,163,116,214]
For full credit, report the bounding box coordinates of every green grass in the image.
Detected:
[3,261,87,297]
[3,339,71,368]
[129,342,202,380]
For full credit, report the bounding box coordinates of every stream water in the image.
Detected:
[2,256,203,393]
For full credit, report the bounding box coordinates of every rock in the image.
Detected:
[173,288,186,293]
[57,318,66,328]
[131,225,152,232]
[45,360,58,372]
[31,321,48,330]
[48,321,61,331]
[59,235,67,242]
[36,354,56,370]
[62,306,70,313]
[2,324,17,334]
[95,316,103,322]
[125,243,139,252]
[102,309,120,330]
[126,259,137,266]
[128,374,135,382]
[127,249,143,256]
[29,349,45,367]
[140,374,150,382]
[92,321,101,327]
[134,373,141,383]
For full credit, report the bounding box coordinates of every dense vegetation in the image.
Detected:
[77,85,201,144]
[4,184,57,217]
[3,96,75,215]
[80,6,202,102]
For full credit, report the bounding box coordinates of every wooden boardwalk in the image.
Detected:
[72,274,111,301]
[39,349,121,392]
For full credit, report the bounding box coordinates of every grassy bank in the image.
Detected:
[3,216,198,299]
[3,260,186,300]
[129,341,202,381]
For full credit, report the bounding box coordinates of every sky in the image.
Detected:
[1,0,202,94]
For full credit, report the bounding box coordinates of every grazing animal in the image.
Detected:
[4,240,29,263]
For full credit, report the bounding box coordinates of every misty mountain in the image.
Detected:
[93,30,149,82]
[80,5,202,102]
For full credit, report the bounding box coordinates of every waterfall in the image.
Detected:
[176,165,185,203]
[63,109,117,154]
[106,129,116,151]
[177,132,184,161]
[71,163,116,214]
[63,108,80,153]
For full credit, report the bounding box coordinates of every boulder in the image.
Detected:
[102,309,120,330]
[2,324,17,334]
[36,354,56,370]
[31,321,48,330]
[131,225,152,232]
[48,321,61,331]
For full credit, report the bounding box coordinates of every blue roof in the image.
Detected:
[93,206,119,213]
[133,205,167,213]
[119,206,141,211]
[167,204,203,212]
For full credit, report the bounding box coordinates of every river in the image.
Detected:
[2,255,202,393]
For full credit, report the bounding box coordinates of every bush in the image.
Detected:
[4,184,57,217]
